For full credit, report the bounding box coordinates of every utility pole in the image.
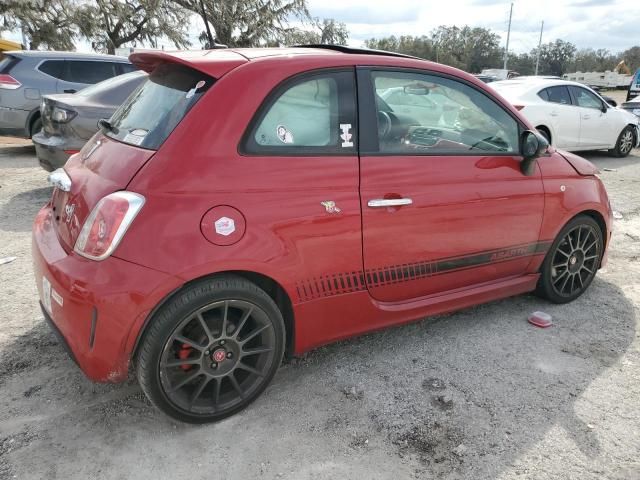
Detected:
[503,2,513,70]
[535,20,544,76]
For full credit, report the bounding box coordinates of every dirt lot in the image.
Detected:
[0,138,639,480]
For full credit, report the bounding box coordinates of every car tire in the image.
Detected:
[609,125,636,157]
[536,215,603,304]
[136,275,286,423]
[30,117,42,138]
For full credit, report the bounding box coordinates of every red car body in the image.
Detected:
[32,48,612,385]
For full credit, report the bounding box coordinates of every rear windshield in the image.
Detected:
[105,63,213,150]
[77,71,146,98]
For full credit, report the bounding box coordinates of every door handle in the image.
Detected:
[64,89,77,94]
[368,198,413,208]
[582,114,590,120]
[550,112,558,117]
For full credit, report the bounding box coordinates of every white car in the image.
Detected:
[490,78,640,157]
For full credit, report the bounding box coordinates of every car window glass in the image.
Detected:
[546,86,572,105]
[77,72,145,100]
[254,77,337,147]
[38,60,65,80]
[371,71,519,154]
[571,87,603,109]
[245,71,356,154]
[65,61,116,84]
[106,63,212,150]
[119,63,138,74]
[537,89,549,101]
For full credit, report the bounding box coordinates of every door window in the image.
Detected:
[64,61,117,84]
[543,86,572,105]
[570,86,603,109]
[368,71,519,154]
[243,70,356,155]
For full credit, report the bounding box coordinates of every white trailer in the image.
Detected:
[563,71,632,89]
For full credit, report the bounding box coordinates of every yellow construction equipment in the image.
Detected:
[615,60,631,75]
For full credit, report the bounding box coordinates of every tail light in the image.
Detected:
[74,191,145,261]
[0,74,21,89]
[513,105,525,111]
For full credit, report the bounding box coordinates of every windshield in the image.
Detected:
[77,71,145,98]
[105,63,213,150]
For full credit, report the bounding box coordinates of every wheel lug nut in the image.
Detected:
[226,352,233,359]
[211,362,217,369]
[220,340,226,345]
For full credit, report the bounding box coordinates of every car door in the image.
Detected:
[240,69,364,303]
[57,60,118,93]
[358,68,545,302]
[539,86,581,149]
[568,85,613,148]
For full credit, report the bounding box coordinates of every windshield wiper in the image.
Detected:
[98,118,119,135]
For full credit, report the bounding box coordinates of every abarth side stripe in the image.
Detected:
[295,240,552,302]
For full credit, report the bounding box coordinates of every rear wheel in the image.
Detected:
[136,275,285,423]
[537,215,603,304]
[609,125,635,157]
[30,116,42,137]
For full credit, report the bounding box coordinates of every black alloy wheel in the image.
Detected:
[537,215,603,304]
[137,276,285,423]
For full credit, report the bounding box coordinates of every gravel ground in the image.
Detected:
[0,140,639,480]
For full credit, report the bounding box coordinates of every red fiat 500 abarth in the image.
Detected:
[32,46,613,423]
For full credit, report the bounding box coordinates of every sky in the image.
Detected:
[2,0,637,54]
[310,0,638,53]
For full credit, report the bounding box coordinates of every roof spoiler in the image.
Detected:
[129,50,246,78]
[292,44,423,60]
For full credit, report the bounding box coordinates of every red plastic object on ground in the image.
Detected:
[528,311,553,328]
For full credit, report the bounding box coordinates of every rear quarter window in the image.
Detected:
[104,63,213,150]
[38,60,65,80]
[537,89,549,101]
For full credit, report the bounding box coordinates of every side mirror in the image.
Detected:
[520,130,549,175]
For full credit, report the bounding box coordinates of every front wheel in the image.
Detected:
[609,125,636,157]
[136,275,285,423]
[537,215,603,304]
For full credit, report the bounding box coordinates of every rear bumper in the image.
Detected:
[32,203,179,382]
[32,132,78,171]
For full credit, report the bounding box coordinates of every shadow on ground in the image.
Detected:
[0,276,635,479]
[0,186,52,232]
[0,145,38,169]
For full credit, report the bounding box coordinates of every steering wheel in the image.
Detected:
[377,111,392,140]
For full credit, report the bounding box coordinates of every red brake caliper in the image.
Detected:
[178,343,193,371]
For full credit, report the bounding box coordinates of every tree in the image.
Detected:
[570,48,617,72]
[534,39,577,76]
[620,46,640,73]
[283,17,348,46]
[366,35,434,60]
[77,0,191,54]
[366,27,501,73]
[508,52,535,75]
[0,0,81,50]
[173,0,310,48]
